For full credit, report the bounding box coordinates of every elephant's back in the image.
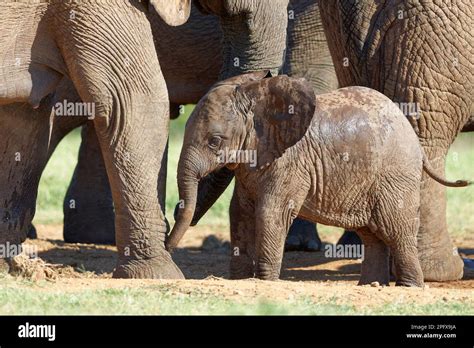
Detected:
[301,86,423,220]
[310,86,422,169]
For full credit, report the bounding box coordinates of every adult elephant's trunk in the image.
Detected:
[218,1,289,79]
[166,156,202,251]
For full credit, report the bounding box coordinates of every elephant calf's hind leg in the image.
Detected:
[357,228,390,286]
[373,211,423,287]
[390,238,424,287]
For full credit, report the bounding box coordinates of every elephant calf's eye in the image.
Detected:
[208,136,222,148]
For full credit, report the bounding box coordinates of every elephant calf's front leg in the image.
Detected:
[229,187,256,279]
[255,194,302,281]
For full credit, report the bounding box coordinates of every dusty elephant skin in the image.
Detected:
[318,0,473,281]
[168,72,469,287]
[0,0,194,279]
[0,80,83,249]
[63,0,340,252]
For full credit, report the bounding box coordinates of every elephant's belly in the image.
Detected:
[298,204,370,231]
[0,67,62,108]
[166,80,216,105]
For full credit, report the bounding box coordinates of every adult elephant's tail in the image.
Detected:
[422,153,470,187]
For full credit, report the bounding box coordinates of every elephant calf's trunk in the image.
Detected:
[166,178,199,252]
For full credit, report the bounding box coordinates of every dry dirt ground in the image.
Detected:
[7,224,474,309]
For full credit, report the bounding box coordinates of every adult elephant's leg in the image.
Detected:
[285,219,321,252]
[93,99,181,279]
[0,96,83,250]
[53,1,182,279]
[418,150,464,281]
[337,230,361,246]
[394,3,470,281]
[63,124,115,245]
[319,0,470,280]
[27,224,37,239]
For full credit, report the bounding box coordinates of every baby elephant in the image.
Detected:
[167,71,469,287]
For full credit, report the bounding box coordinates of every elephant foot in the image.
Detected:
[229,256,254,279]
[358,259,390,287]
[63,209,115,245]
[395,278,424,287]
[285,218,322,252]
[419,245,464,282]
[358,274,390,287]
[27,224,37,239]
[113,254,184,279]
[256,261,281,281]
[337,230,362,246]
[395,281,423,288]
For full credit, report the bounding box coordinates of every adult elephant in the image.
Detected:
[0,0,193,279]
[60,2,223,244]
[319,0,473,281]
[63,0,340,251]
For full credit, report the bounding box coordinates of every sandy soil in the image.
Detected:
[6,224,474,308]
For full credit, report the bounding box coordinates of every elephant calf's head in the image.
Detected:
[166,71,316,251]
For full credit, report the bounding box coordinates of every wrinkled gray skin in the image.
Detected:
[0,0,194,279]
[283,0,337,95]
[319,0,473,281]
[0,80,83,249]
[64,0,339,250]
[167,72,469,286]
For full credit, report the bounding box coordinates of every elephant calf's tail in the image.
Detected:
[422,154,470,188]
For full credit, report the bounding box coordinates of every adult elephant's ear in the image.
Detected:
[237,76,316,170]
[150,0,192,26]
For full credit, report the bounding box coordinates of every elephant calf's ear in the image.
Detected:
[150,0,192,26]
[241,76,316,170]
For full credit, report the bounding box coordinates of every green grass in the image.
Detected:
[34,110,474,239]
[18,120,474,316]
[0,280,471,315]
